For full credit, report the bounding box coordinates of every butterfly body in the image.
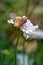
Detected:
[14,16,27,27]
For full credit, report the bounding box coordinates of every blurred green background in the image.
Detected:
[0,0,43,65]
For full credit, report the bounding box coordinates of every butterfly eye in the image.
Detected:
[10,12,17,20]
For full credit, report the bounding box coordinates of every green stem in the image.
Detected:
[15,35,19,65]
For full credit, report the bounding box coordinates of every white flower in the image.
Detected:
[21,19,38,39]
[7,19,14,24]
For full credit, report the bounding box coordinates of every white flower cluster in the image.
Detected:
[7,16,38,39]
[21,18,38,39]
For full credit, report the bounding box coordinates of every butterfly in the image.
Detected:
[7,12,27,27]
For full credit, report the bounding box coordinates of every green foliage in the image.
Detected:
[0,0,43,65]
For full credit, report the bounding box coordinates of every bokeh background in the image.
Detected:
[0,0,43,65]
